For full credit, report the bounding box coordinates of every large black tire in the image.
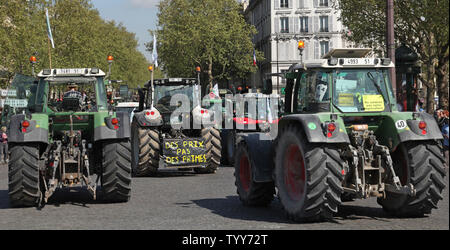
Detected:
[194,127,221,174]
[101,139,132,203]
[274,125,344,222]
[378,141,447,217]
[234,139,275,206]
[131,122,160,177]
[8,143,42,207]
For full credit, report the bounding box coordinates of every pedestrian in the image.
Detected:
[441,110,449,169]
[0,126,8,164]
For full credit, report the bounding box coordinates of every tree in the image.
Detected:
[337,0,449,111]
[150,0,263,91]
[0,0,150,89]
[0,0,47,87]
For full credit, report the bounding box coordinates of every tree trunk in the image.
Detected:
[436,62,449,111]
[207,57,213,93]
[426,84,435,113]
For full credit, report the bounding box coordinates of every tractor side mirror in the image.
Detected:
[138,88,145,111]
[262,79,273,95]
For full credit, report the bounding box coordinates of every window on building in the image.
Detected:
[319,0,329,7]
[280,17,289,33]
[319,16,329,32]
[280,0,289,8]
[320,41,329,57]
[300,17,308,33]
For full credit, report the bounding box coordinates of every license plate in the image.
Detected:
[55,68,86,75]
[162,138,208,166]
[343,58,375,65]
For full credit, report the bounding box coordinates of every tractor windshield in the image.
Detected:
[2,74,37,123]
[32,76,108,113]
[332,69,394,112]
[153,84,194,111]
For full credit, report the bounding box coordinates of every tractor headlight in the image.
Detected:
[144,108,161,121]
[192,105,211,125]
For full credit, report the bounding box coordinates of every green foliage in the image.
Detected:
[151,0,263,89]
[0,0,150,89]
[337,0,449,110]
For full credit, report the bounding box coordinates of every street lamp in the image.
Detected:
[298,40,305,64]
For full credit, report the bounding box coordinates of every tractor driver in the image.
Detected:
[63,83,83,110]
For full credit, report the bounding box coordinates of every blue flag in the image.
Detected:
[45,8,55,48]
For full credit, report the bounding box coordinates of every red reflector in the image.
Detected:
[327,123,336,132]
[201,109,205,114]
[150,111,155,116]
[22,128,27,133]
[111,118,119,125]
[22,120,30,128]
[341,169,345,175]
[418,121,427,130]
[146,112,150,116]
[114,125,119,130]
[327,132,332,138]
[421,129,427,135]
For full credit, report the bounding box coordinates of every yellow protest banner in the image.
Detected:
[338,93,355,107]
[363,95,385,111]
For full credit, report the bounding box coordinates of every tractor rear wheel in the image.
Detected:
[274,125,344,222]
[8,143,42,207]
[194,127,221,174]
[234,139,275,206]
[101,139,132,203]
[131,123,160,176]
[378,141,446,217]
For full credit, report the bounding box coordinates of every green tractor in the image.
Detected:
[7,65,132,207]
[234,48,446,221]
[131,77,221,176]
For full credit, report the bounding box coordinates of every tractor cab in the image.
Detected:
[137,78,210,128]
[283,48,396,115]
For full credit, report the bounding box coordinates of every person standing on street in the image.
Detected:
[441,110,449,169]
[0,126,8,164]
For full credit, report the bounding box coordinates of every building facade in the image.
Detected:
[244,0,351,93]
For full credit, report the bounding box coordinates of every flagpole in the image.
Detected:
[45,8,54,69]
[48,37,52,69]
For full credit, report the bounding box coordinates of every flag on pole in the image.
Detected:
[267,97,273,123]
[213,84,219,97]
[152,34,158,68]
[253,49,257,66]
[45,8,55,49]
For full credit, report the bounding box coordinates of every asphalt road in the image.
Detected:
[0,163,448,230]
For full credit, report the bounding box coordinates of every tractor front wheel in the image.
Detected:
[378,141,447,217]
[131,123,160,177]
[194,127,221,174]
[234,139,275,206]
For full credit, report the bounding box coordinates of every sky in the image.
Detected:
[90,0,160,62]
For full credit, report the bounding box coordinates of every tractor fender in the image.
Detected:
[94,111,131,141]
[279,114,350,144]
[398,112,443,142]
[133,110,163,127]
[7,114,48,144]
[237,132,275,183]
